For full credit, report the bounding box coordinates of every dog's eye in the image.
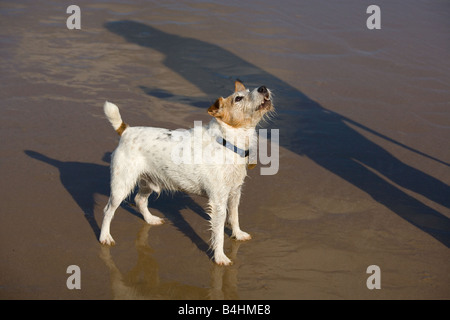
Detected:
[235,96,243,102]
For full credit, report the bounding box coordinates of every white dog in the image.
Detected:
[100,81,274,265]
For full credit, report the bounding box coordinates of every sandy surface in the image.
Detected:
[0,0,449,299]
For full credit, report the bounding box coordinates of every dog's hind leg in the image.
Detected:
[100,154,141,246]
[100,196,121,246]
[135,178,164,225]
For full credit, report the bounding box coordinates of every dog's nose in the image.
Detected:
[257,86,267,94]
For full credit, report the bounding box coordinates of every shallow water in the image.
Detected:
[0,0,449,299]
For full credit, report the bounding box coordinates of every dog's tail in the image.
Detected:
[104,101,128,136]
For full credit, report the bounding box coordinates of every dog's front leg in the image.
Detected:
[228,187,251,241]
[209,199,232,266]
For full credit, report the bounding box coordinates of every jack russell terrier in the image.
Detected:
[100,80,274,265]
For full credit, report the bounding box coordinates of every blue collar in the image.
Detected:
[216,137,249,158]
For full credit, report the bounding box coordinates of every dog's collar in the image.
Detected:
[216,137,249,158]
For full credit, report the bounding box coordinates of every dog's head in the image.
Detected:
[208,80,274,128]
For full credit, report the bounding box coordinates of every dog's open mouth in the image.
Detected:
[257,97,272,111]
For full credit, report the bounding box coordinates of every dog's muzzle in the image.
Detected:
[256,86,272,111]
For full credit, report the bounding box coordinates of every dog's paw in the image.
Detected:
[214,253,233,266]
[99,234,116,246]
[233,230,252,241]
[144,215,164,225]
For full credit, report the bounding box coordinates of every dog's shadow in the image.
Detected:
[24,150,211,254]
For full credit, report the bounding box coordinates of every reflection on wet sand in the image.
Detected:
[99,224,240,300]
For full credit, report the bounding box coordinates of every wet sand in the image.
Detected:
[0,0,449,299]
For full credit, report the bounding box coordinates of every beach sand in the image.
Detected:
[0,0,449,299]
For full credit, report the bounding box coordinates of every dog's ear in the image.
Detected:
[208,97,224,117]
[234,80,246,92]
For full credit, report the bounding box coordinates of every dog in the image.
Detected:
[100,80,274,265]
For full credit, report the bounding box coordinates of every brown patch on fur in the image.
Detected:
[116,122,128,136]
[208,97,254,128]
[247,163,257,170]
[234,80,246,92]
[207,97,223,117]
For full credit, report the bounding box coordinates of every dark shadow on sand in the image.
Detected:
[24,150,211,254]
[103,20,450,247]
